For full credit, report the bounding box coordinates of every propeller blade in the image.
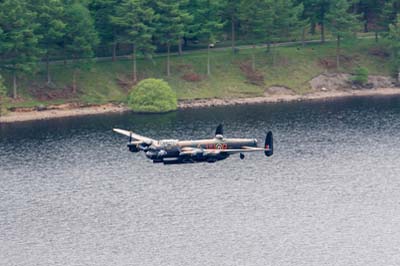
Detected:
[129,132,132,143]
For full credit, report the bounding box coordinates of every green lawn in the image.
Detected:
[3,38,393,108]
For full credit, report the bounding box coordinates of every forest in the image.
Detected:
[1,0,400,100]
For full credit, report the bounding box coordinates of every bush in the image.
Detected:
[352,67,369,85]
[128,78,177,113]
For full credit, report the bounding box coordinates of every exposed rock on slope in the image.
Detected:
[310,73,396,91]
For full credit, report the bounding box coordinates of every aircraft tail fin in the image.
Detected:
[264,131,273,157]
[215,124,223,136]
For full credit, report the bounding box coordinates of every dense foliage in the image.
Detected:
[388,14,400,80]
[1,0,400,96]
[353,66,369,85]
[0,74,7,115]
[128,78,177,113]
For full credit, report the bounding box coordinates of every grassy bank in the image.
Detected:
[3,38,392,109]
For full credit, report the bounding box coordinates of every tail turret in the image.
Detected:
[264,131,273,157]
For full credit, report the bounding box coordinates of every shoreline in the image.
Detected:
[1,87,400,124]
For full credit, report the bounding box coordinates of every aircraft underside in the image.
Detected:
[153,154,230,165]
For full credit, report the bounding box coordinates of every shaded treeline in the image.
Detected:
[1,0,400,98]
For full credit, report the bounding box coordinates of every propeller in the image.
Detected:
[129,132,132,143]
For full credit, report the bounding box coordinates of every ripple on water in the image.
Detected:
[1,96,400,266]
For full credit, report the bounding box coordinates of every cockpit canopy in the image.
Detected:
[215,134,224,140]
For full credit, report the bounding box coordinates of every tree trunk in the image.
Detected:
[63,46,67,65]
[231,15,235,52]
[302,27,306,47]
[272,43,276,66]
[112,42,117,62]
[178,38,183,56]
[132,44,137,82]
[321,22,325,43]
[46,52,51,85]
[311,21,316,35]
[336,35,341,69]
[207,45,211,76]
[13,71,17,99]
[167,43,171,76]
[375,31,379,42]
[72,69,77,94]
[252,45,256,71]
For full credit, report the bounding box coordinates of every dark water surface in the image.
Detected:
[1,96,400,266]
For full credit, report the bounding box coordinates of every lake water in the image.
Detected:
[1,96,400,266]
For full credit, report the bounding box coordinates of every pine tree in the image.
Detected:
[0,74,7,116]
[387,14,400,81]
[239,0,273,70]
[326,0,359,69]
[89,0,122,61]
[111,0,155,82]
[32,0,66,85]
[297,0,315,34]
[379,0,400,33]
[181,0,202,48]
[266,0,304,65]
[154,0,190,76]
[178,0,194,55]
[272,0,304,41]
[357,0,384,37]
[0,0,41,99]
[313,0,331,43]
[194,0,224,75]
[222,0,241,52]
[63,2,99,93]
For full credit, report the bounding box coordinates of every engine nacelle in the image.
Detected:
[127,143,140,153]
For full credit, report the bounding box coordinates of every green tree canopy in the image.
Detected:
[63,2,99,92]
[32,0,66,84]
[387,14,400,80]
[239,0,273,70]
[0,74,8,116]
[153,0,191,76]
[89,0,122,61]
[0,0,41,98]
[111,0,156,82]
[326,0,359,68]
[272,0,304,41]
[222,0,241,51]
[193,0,224,75]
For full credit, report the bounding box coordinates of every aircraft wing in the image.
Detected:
[205,147,271,155]
[179,146,271,156]
[113,128,155,144]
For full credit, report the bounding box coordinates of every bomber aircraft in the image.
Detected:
[113,125,273,165]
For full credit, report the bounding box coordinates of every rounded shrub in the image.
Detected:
[128,78,177,113]
[352,67,369,85]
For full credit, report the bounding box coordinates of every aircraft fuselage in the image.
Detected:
[144,137,258,164]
